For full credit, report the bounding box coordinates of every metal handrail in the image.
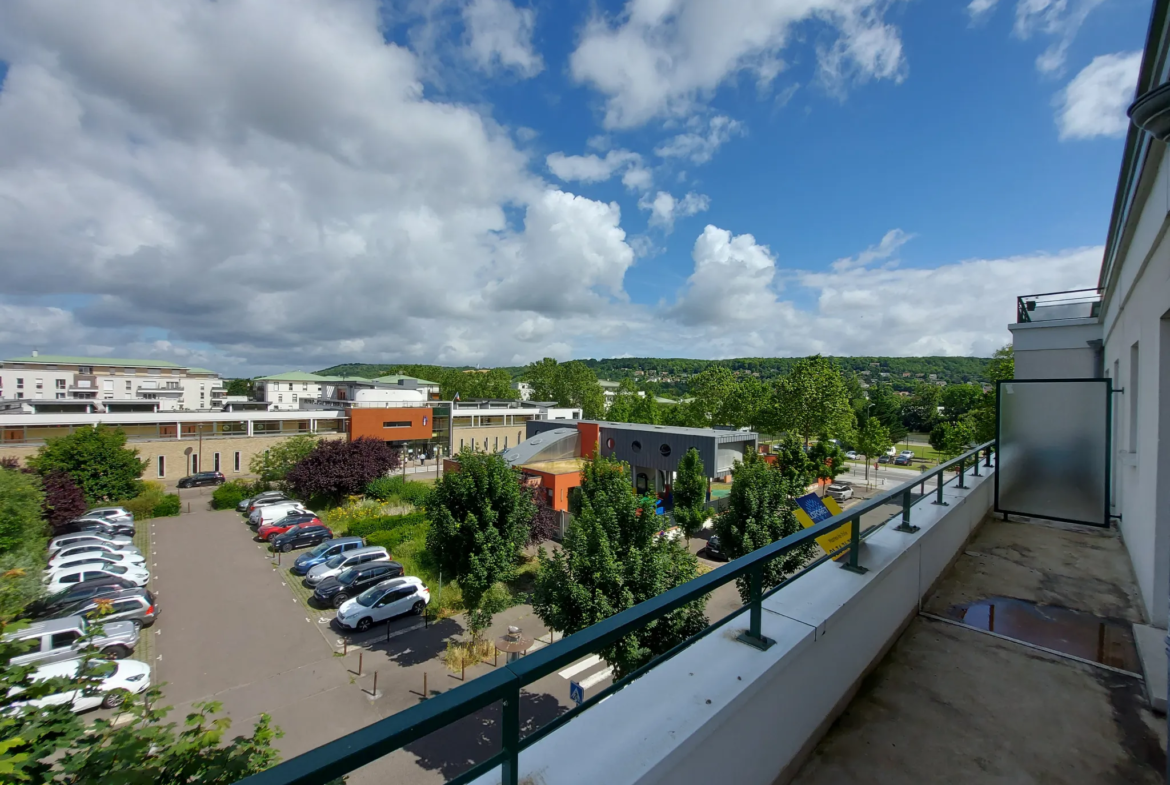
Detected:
[1016,288,1101,324]
[237,440,996,785]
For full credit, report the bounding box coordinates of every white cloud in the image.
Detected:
[671,225,782,325]
[831,228,913,272]
[569,0,907,129]
[638,190,710,232]
[546,149,647,188]
[654,115,743,164]
[1056,51,1141,140]
[463,0,543,77]
[1013,0,1108,74]
[967,0,1000,21]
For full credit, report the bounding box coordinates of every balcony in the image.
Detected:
[1016,288,1101,324]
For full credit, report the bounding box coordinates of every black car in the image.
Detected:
[703,534,727,561]
[313,561,405,608]
[23,577,140,620]
[270,524,334,553]
[60,518,135,537]
[177,471,226,489]
[877,455,891,464]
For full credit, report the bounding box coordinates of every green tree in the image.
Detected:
[930,420,974,461]
[27,426,146,504]
[425,450,534,638]
[854,417,892,484]
[771,435,816,489]
[987,344,1014,384]
[687,366,737,426]
[249,434,318,488]
[605,379,639,423]
[903,382,941,433]
[225,378,253,397]
[522,358,605,418]
[808,438,848,495]
[672,448,708,542]
[0,468,47,618]
[939,383,983,422]
[864,384,908,443]
[771,356,853,446]
[627,391,661,425]
[712,453,815,602]
[532,453,707,679]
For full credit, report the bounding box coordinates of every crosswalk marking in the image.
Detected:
[557,654,602,680]
[578,666,614,690]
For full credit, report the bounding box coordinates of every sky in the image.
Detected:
[0,0,1152,376]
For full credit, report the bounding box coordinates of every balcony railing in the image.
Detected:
[1016,288,1101,323]
[238,441,996,785]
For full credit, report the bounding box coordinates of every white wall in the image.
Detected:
[1008,319,1101,380]
[0,365,221,410]
[1100,144,1170,628]
[472,468,995,785]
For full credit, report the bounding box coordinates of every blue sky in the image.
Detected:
[0,0,1153,375]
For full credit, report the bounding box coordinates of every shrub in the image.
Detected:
[211,481,254,510]
[27,424,146,503]
[348,511,427,540]
[323,498,394,533]
[286,437,400,502]
[366,475,431,507]
[152,494,181,517]
[117,481,176,520]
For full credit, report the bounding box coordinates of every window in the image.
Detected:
[213,452,221,472]
[125,381,132,390]
[631,440,642,452]
[148,368,161,375]
[504,436,508,448]
[278,394,283,403]
[35,378,43,390]
[103,379,114,390]
[234,451,241,472]
[191,454,199,473]
[51,631,81,649]
[157,456,165,478]
[291,394,298,403]
[56,393,66,400]
[383,421,412,428]
[459,438,464,449]
[659,443,672,457]
[1129,342,1140,452]
[494,437,498,451]
[606,437,615,449]
[303,383,308,391]
[15,392,22,399]
[55,379,65,390]
[15,378,22,389]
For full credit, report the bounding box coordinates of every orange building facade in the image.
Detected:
[347,407,433,442]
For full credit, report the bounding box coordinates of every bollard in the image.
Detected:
[343,639,347,656]
[187,502,191,514]
[358,652,363,677]
[277,551,281,566]
[494,648,498,667]
[372,671,378,697]
[461,658,465,681]
[423,672,428,699]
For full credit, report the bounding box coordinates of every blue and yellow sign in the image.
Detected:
[793,493,852,558]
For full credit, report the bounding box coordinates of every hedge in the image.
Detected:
[365,476,432,507]
[211,481,262,510]
[152,494,181,517]
[347,511,427,539]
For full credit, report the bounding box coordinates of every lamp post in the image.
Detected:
[197,423,204,474]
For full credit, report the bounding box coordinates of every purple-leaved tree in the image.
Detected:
[526,485,560,546]
[286,437,400,502]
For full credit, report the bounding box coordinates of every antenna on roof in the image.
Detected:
[31,349,38,357]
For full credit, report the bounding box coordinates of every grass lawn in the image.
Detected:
[134,520,155,665]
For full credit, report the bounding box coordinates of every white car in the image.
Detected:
[827,483,854,502]
[77,507,135,524]
[250,501,307,527]
[46,563,149,593]
[335,577,430,632]
[13,658,151,712]
[47,552,145,573]
[49,533,135,553]
[50,544,144,567]
[304,546,390,587]
[844,451,860,460]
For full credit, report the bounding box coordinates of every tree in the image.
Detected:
[249,434,319,488]
[672,448,708,542]
[929,420,974,461]
[987,344,1014,384]
[725,376,770,432]
[713,453,815,602]
[526,486,560,546]
[425,450,534,638]
[687,366,737,426]
[771,356,853,446]
[285,437,400,502]
[939,383,983,422]
[770,435,816,489]
[807,438,848,495]
[39,471,87,534]
[627,391,661,425]
[605,380,639,423]
[27,426,146,504]
[225,378,253,397]
[865,384,908,443]
[522,358,605,418]
[902,382,941,433]
[854,417,892,484]
[532,453,707,679]
[0,468,47,618]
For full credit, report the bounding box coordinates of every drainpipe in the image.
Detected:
[1087,338,1104,379]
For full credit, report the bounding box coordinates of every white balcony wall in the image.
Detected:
[1008,318,1101,379]
[474,467,995,785]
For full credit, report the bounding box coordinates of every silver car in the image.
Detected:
[49,533,136,553]
[78,507,135,524]
[304,546,390,587]
[4,615,139,667]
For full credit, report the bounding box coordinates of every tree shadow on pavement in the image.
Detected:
[364,617,463,667]
[403,691,567,780]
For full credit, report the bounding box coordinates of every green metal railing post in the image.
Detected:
[985,447,992,468]
[501,682,520,785]
[894,488,919,533]
[736,564,775,651]
[972,452,981,476]
[840,515,868,574]
[933,469,949,506]
[957,457,967,489]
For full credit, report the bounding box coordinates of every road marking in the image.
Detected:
[156,654,162,661]
[557,654,602,680]
[305,617,311,623]
[578,666,614,690]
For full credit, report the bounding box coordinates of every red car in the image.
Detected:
[257,512,320,542]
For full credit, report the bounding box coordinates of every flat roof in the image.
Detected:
[3,355,184,368]
[523,458,588,474]
[587,420,757,440]
[374,374,440,386]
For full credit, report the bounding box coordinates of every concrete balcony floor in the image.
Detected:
[792,516,1166,785]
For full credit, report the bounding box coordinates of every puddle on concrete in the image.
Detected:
[944,596,1141,673]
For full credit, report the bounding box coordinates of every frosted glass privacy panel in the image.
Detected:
[996,379,1110,526]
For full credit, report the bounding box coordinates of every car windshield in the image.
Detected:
[283,525,301,536]
[354,586,384,607]
[337,569,358,585]
[107,565,127,575]
[325,555,345,569]
[81,660,117,678]
[308,542,331,557]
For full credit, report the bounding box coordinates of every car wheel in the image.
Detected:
[281,543,292,553]
[333,594,348,609]
[103,645,131,660]
[101,691,127,709]
[412,601,425,615]
[356,617,372,632]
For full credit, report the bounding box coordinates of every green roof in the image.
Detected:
[374,374,440,386]
[255,371,329,382]
[323,375,373,383]
[4,355,183,368]
[187,367,219,375]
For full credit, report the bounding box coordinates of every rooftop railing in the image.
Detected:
[1016,288,1101,323]
[238,440,996,785]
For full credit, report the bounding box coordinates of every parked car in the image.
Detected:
[59,518,135,537]
[23,579,140,620]
[50,544,145,567]
[238,490,288,513]
[827,483,854,502]
[895,450,915,466]
[48,588,158,629]
[46,564,149,594]
[49,533,136,554]
[270,524,334,554]
[246,495,294,517]
[885,447,897,457]
[47,552,146,574]
[844,451,860,460]
[250,501,308,527]
[177,471,225,489]
[256,511,319,542]
[291,536,364,574]
[4,615,139,667]
[304,546,391,587]
[13,658,151,713]
[334,577,430,632]
[313,561,404,608]
[877,455,891,464]
[703,534,726,561]
[77,507,134,524]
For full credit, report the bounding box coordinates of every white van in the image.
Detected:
[250,501,308,527]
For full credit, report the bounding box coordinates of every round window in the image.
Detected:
[631,440,642,452]
[659,443,672,457]
[606,437,615,450]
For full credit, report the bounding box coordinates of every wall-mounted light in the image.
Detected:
[1128,81,1170,140]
